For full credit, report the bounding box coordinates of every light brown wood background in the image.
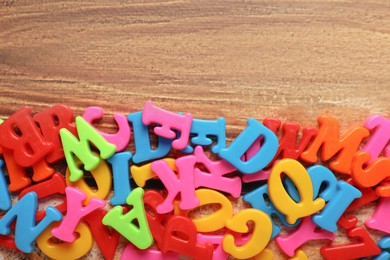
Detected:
[1,0,389,137]
[0,1,389,259]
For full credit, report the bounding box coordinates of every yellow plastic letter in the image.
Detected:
[131,158,176,187]
[36,221,93,260]
[268,159,325,224]
[223,209,272,259]
[290,250,309,260]
[66,154,111,205]
[184,189,233,232]
[254,249,274,260]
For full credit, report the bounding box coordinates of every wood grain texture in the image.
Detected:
[0,1,389,259]
[1,0,389,136]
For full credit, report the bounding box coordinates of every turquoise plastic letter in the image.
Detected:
[313,181,362,232]
[219,118,278,174]
[0,192,62,253]
[108,152,132,206]
[128,111,172,164]
[243,184,298,238]
[0,160,11,211]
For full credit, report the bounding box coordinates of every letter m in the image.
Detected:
[300,116,369,174]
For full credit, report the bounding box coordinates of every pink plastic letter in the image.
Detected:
[365,197,390,234]
[194,146,241,198]
[151,156,199,214]
[363,115,390,162]
[52,187,106,242]
[197,234,228,260]
[83,106,131,152]
[276,217,335,257]
[142,101,192,150]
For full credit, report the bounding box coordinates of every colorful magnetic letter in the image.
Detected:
[262,118,318,165]
[0,192,62,253]
[19,173,67,220]
[0,160,11,211]
[108,152,132,206]
[194,146,241,198]
[159,215,214,260]
[365,197,390,234]
[300,116,369,174]
[131,158,175,187]
[182,189,233,232]
[290,250,309,260]
[0,107,53,167]
[60,116,116,182]
[283,165,338,202]
[276,122,318,160]
[276,217,335,257]
[102,187,153,249]
[143,190,169,248]
[52,187,105,242]
[142,101,192,150]
[121,243,178,260]
[363,115,390,161]
[1,148,54,191]
[268,159,325,225]
[351,152,390,197]
[219,118,278,174]
[313,181,361,232]
[320,226,381,259]
[128,111,172,164]
[223,209,272,259]
[33,104,76,163]
[151,156,199,214]
[182,117,226,154]
[307,165,338,201]
[37,222,93,260]
[84,209,121,260]
[83,106,131,151]
[197,234,229,260]
[374,236,390,260]
[244,183,296,238]
[65,156,112,205]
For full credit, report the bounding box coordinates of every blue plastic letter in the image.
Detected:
[182,117,226,154]
[128,111,172,164]
[108,152,133,206]
[219,118,278,174]
[244,184,298,238]
[0,160,11,211]
[0,192,62,253]
[313,181,362,232]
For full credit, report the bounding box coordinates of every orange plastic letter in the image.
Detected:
[300,116,369,174]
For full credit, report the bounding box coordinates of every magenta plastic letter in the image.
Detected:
[142,101,192,150]
[151,156,199,214]
[83,106,131,152]
[365,197,390,234]
[276,217,335,257]
[363,115,390,162]
[51,187,106,242]
[193,146,241,198]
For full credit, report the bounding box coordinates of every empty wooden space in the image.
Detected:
[0,1,389,259]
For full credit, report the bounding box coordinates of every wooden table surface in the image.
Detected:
[0,1,389,259]
[1,0,389,136]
